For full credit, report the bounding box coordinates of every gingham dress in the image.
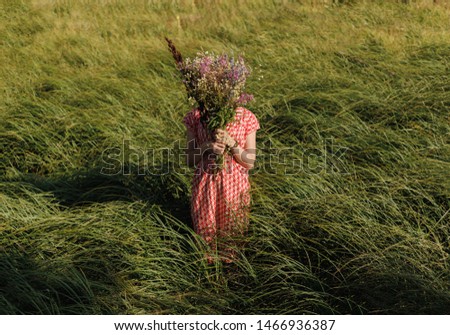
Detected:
[183,106,260,262]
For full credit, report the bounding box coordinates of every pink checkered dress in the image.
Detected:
[183,107,260,262]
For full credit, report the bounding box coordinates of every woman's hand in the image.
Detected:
[214,129,237,148]
[201,141,226,155]
[210,141,226,155]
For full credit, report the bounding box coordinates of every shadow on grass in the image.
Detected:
[1,166,198,314]
[6,164,192,225]
[340,271,450,315]
[0,251,121,314]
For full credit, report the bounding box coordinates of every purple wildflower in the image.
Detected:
[199,56,212,76]
[237,93,254,105]
[219,55,228,67]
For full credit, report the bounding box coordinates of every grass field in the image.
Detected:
[1,0,449,314]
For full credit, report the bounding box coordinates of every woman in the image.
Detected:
[183,105,260,264]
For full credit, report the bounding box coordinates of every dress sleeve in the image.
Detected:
[182,109,196,132]
[244,109,260,137]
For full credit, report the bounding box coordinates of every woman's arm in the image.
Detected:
[185,129,226,168]
[215,129,257,170]
[230,131,257,169]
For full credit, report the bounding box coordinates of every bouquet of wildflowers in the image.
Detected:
[165,37,253,170]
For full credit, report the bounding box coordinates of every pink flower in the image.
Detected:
[237,93,254,105]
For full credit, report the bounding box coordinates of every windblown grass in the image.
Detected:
[1,0,449,314]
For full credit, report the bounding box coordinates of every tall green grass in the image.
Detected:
[1,0,449,314]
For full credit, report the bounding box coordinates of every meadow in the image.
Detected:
[1,0,449,314]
